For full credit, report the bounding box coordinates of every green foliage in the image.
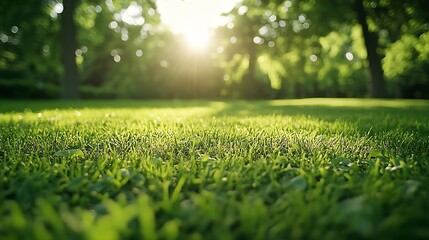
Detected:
[0,0,61,98]
[383,33,429,98]
[0,0,428,99]
[258,54,284,90]
[384,35,419,79]
[317,25,367,97]
[1,99,429,239]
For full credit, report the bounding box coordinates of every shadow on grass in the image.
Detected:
[210,99,429,137]
[213,99,429,120]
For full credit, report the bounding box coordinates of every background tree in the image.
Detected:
[285,0,386,97]
[216,1,270,98]
[1,0,428,99]
[0,0,61,98]
[61,0,80,99]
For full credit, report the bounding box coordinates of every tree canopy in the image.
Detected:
[1,0,428,99]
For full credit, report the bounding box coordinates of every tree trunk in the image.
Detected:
[294,82,302,98]
[354,0,386,98]
[60,0,80,99]
[242,43,258,98]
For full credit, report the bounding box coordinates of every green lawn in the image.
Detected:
[1,99,428,239]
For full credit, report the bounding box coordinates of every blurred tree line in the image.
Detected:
[1,0,428,99]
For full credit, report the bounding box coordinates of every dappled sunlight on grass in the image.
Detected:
[268,98,429,109]
[0,100,226,113]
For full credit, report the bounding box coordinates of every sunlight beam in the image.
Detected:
[157,0,238,49]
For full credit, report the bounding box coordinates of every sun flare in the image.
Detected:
[157,0,238,49]
[183,29,210,49]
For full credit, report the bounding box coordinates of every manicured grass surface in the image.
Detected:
[1,98,428,239]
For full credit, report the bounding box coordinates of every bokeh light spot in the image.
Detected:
[136,49,143,57]
[94,5,102,13]
[298,14,306,23]
[238,6,248,15]
[114,55,121,62]
[11,26,19,34]
[109,21,118,29]
[230,36,237,44]
[121,2,145,25]
[303,22,310,29]
[160,60,170,68]
[253,36,264,45]
[346,52,354,61]
[75,49,83,56]
[53,3,64,14]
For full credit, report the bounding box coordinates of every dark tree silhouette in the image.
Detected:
[353,0,386,98]
[60,0,80,99]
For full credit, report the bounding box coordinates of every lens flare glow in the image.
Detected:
[157,0,238,49]
[184,30,211,49]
